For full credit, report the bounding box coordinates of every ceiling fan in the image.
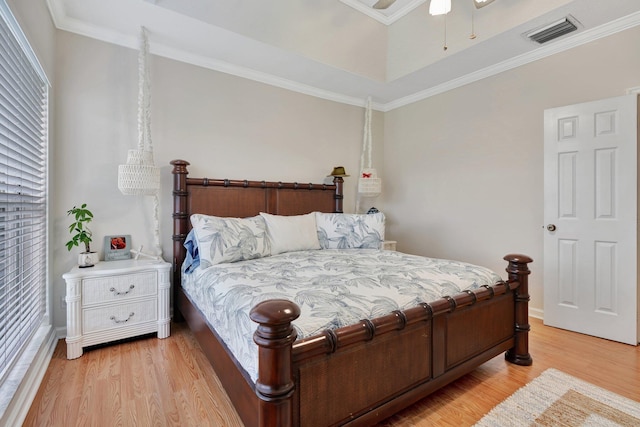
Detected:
[372,0,396,9]
[474,0,496,8]
[372,0,496,11]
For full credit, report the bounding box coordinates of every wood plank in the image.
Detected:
[23,318,639,426]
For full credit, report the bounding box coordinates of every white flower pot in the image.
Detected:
[78,252,99,268]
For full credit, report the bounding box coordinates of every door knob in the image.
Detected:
[546,224,556,232]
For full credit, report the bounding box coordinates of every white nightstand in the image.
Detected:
[63,259,171,359]
[383,240,397,251]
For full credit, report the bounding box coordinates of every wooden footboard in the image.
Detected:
[170,160,533,427]
[250,255,532,427]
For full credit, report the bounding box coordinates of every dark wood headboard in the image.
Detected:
[170,159,344,296]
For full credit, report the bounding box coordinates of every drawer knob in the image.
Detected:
[110,312,135,324]
[110,284,135,296]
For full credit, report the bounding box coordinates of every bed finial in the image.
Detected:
[170,159,190,174]
[250,299,301,427]
[503,253,533,366]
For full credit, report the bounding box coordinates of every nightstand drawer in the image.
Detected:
[82,271,157,305]
[83,299,157,334]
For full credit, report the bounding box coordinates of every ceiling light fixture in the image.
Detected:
[430,0,494,16]
[430,0,497,50]
[429,0,451,16]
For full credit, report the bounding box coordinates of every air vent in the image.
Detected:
[526,17,578,44]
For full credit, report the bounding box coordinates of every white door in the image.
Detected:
[543,94,638,345]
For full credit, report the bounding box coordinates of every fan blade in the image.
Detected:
[474,0,496,8]
[373,0,397,10]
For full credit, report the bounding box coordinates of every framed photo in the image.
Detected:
[104,235,132,261]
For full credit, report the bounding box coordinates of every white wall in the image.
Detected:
[47,13,640,327]
[382,25,640,313]
[51,31,376,329]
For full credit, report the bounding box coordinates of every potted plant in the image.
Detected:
[66,203,98,268]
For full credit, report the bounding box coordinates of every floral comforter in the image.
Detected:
[182,249,502,382]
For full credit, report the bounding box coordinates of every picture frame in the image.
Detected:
[104,235,132,261]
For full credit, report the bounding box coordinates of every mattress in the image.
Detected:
[182,249,502,382]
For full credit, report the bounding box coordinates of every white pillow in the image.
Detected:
[260,212,321,255]
[190,214,270,266]
[315,212,385,249]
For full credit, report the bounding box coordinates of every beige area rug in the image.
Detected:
[474,368,640,426]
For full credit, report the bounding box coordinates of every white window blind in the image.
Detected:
[0,3,48,386]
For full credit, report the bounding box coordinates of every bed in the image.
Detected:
[170,159,533,427]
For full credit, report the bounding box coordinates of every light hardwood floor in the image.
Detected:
[23,318,640,426]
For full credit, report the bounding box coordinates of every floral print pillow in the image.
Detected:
[315,212,385,249]
[190,214,271,266]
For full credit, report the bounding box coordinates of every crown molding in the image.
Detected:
[155,43,381,110]
[47,1,385,111]
[382,10,640,112]
[47,0,640,113]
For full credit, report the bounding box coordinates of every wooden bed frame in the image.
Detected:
[170,159,533,427]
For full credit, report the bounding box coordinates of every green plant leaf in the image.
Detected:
[66,204,94,252]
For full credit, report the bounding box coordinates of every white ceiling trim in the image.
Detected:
[339,0,427,26]
[47,1,640,113]
[47,0,382,109]
[155,43,375,109]
[383,10,640,111]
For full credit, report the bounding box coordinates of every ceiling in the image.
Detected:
[47,0,640,110]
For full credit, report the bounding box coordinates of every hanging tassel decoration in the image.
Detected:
[118,27,160,197]
[117,27,162,258]
[358,97,382,199]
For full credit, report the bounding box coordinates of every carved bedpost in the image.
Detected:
[503,253,533,366]
[171,159,190,322]
[333,176,344,213]
[250,299,301,427]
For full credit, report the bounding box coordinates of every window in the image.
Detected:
[0,2,48,387]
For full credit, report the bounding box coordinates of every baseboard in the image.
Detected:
[529,307,544,320]
[55,325,66,340]
[0,325,58,426]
